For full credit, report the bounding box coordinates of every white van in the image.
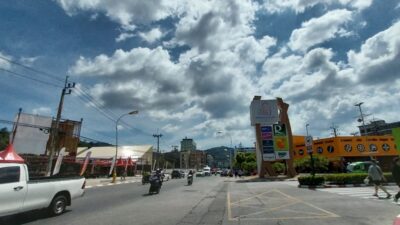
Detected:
[203,166,211,176]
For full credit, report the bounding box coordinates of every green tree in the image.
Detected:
[294,155,329,173]
[0,127,10,150]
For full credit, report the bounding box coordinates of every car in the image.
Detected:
[0,163,86,217]
[171,170,181,179]
[347,161,373,173]
[163,173,170,181]
[196,170,205,177]
[179,170,185,178]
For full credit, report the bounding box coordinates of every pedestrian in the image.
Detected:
[368,159,391,198]
[121,170,127,181]
[234,170,238,178]
[392,157,400,202]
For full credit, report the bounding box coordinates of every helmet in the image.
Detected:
[156,168,162,174]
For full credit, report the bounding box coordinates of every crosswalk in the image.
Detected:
[319,186,400,204]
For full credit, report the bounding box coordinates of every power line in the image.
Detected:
[0,55,65,83]
[0,68,62,88]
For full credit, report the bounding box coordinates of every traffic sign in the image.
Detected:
[305,136,313,153]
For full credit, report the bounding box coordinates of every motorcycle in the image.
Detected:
[149,174,162,194]
[187,174,193,186]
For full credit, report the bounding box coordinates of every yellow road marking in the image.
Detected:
[230,190,274,205]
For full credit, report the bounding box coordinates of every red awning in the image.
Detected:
[0,144,25,163]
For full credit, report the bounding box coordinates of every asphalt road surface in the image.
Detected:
[1,177,400,225]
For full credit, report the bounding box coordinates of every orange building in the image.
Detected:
[292,135,398,171]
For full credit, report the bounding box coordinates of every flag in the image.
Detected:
[109,156,116,175]
[80,151,92,176]
[53,148,65,175]
[124,157,130,172]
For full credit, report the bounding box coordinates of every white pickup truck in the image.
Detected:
[0,163,85,217]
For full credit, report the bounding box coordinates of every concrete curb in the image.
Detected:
[298,182,397,189]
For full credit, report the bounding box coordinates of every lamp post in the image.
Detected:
[112,110,139,183]
[306,123,315,176]
[217,131,233,171]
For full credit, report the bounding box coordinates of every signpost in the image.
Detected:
[305,135,315,176]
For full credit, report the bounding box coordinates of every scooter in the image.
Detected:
[149,175,162,194]
[187,174,193,186]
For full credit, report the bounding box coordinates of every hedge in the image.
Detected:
[298,173,394,186]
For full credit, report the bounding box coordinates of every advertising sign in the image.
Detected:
[250,100,279,126]
[393,128,400,153]
[305,136,313,154]
[273,124,290,159]
[261,125,275,161]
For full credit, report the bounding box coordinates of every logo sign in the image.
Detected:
[274,136,288,151]
[276,151,289,159]
[369,144,377,152]
[273,124,287,136]
[261,126,273,140]
[382,143,390,152]
[344,144,352,152]
[305,136,313,153]
[250,100,279,126]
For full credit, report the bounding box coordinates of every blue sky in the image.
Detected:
[1,0,400,151]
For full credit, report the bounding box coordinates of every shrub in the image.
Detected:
[324,173,393,185]
[298,175,325,186]
[272,162,285,174]
[294,155,329,173]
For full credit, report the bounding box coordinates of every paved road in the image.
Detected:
[2,177,400,225]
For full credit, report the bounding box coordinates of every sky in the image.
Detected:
[0,0,399,151]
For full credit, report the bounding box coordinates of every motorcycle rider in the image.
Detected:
[187,170,194,185]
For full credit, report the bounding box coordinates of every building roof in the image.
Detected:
[76,145,152,159]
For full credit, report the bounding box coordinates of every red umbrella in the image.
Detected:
[0,144,25,163]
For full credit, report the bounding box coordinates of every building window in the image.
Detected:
[382,143,390,151]
[369,144,377,152]
[344,144,352,152]
[0,166,20,184]
[357,144,365,152]
[317,147,323,154]
[327,146,334,153]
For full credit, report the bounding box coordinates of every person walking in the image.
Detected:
[368,159,391,198]
[392,157,400,202]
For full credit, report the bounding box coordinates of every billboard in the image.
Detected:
[273,124,290,159]
[250,100,279,126]
[261,125,275,161]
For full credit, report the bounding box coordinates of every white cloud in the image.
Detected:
[56,0,182,28]
[139,28,163,43]
[20,56,38,66]
[348,21,400,85]
[289,9,353,52]
[32,107,52,116]
[115,33,134,42]
[263,0,373,14]
[0,52,12,69]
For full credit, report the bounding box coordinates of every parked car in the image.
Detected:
[179,170,185,178]
[0,163,86,217]
[171,170,181,179]
[163,173,170,181]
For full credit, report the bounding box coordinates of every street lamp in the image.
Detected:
[217,131,233,171]
[305,123,315,176]
[112,110,139,183]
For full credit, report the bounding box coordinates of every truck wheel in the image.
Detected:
[49,195,67,216]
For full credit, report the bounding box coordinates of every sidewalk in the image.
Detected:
[85,175,142,188]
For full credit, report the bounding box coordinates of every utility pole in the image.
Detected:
[153,133,162,169]
[330,123,339,137]
[46,76,75,176]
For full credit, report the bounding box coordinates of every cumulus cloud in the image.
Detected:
[56,0,182,27]
[289,9,353,52]
[348,21,400,85]
[139,28,163,43]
